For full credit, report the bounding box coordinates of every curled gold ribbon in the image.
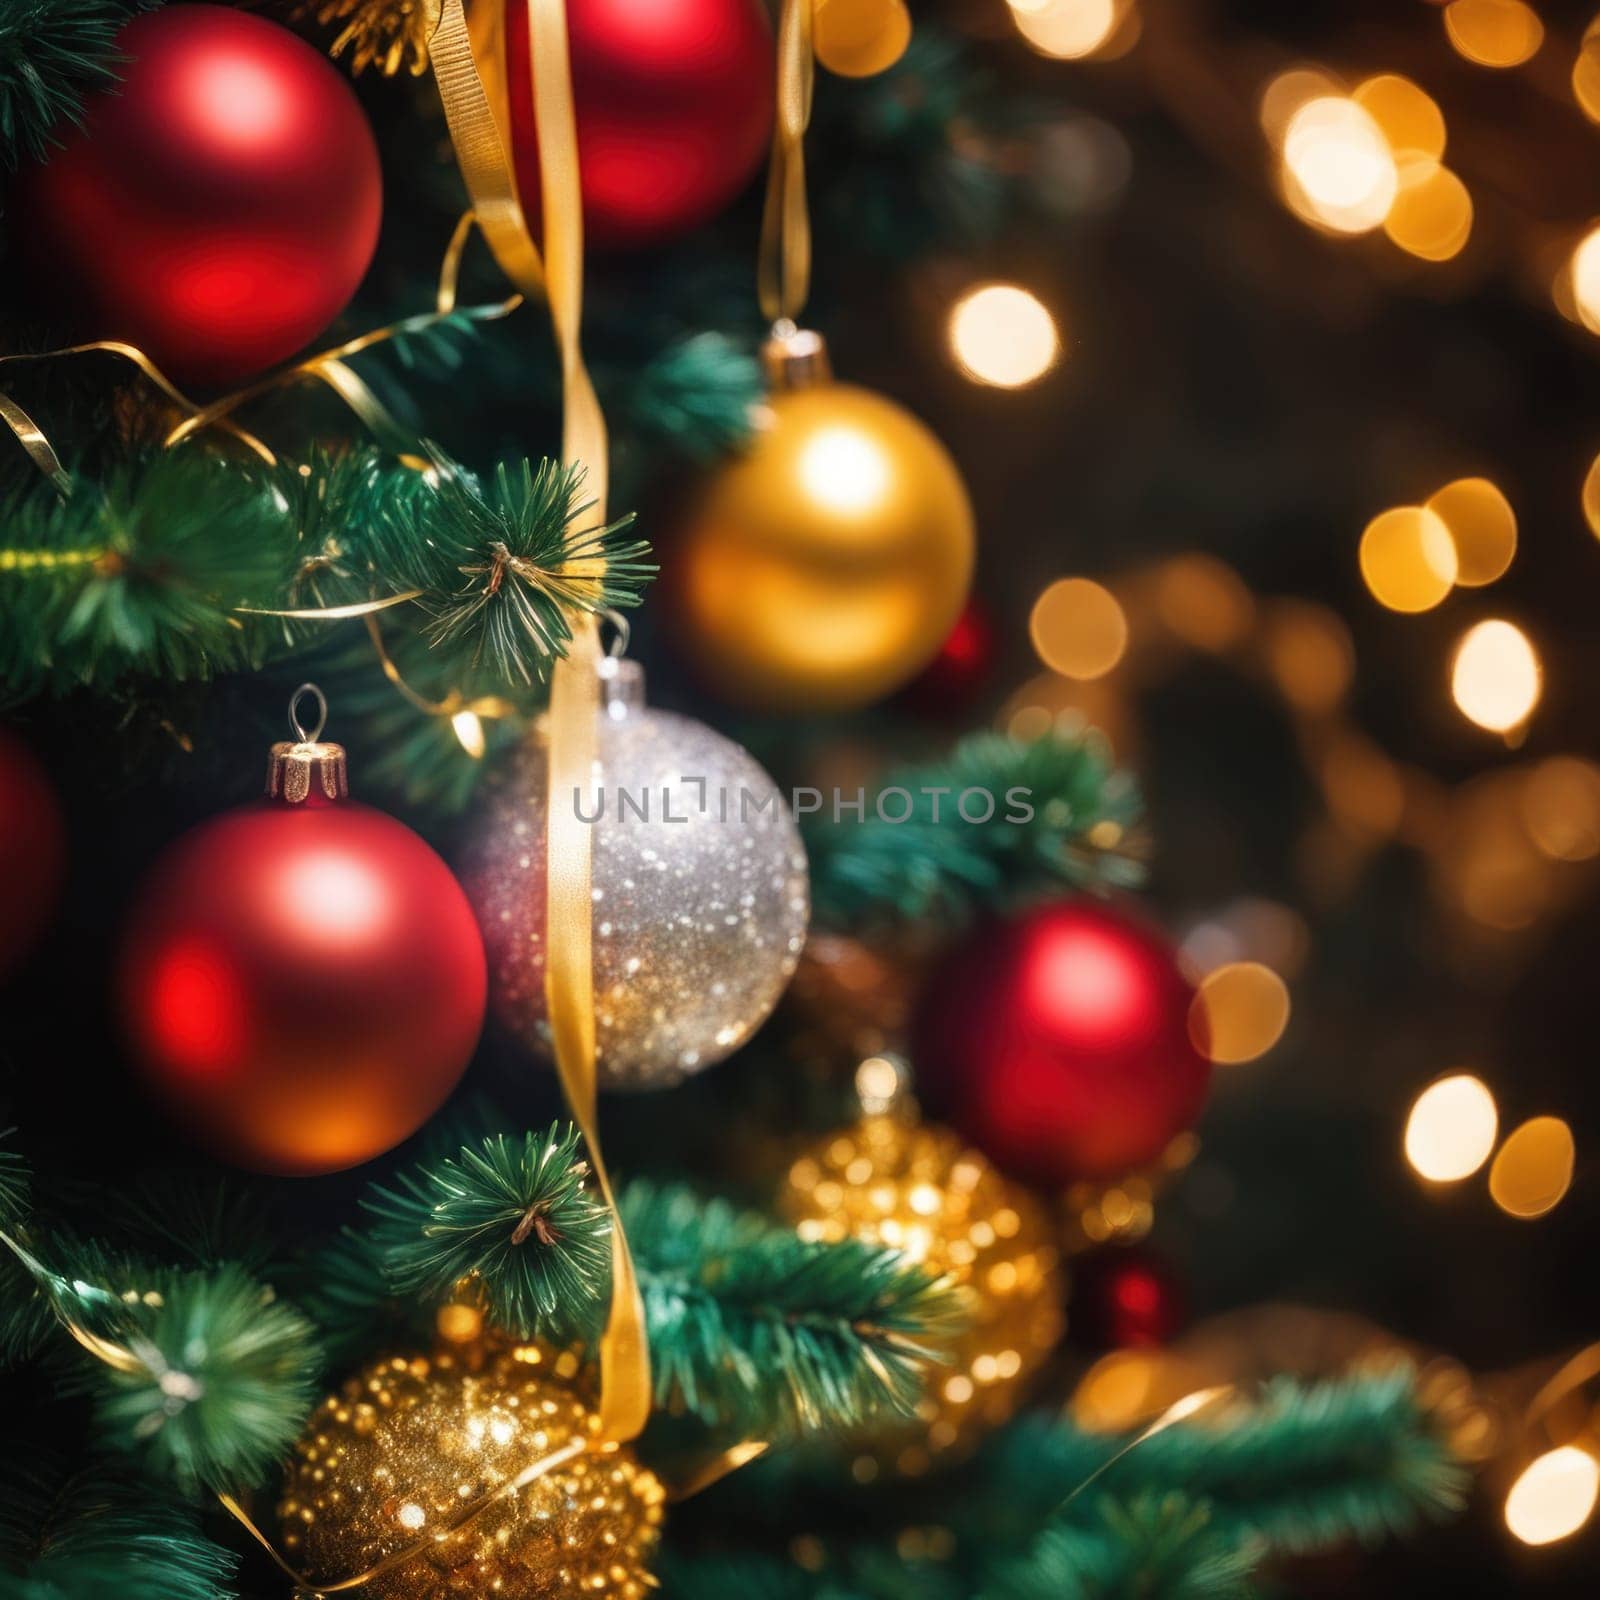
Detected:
[758,0,817,326]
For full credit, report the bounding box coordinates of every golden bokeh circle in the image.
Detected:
[814,0,912,79]
[1384,161,1473,262]
[1189,962,1291,1065]
[1359,505,1457,612]
[1489,1115,1575,1218]
[1451,619,1541,733]
[1443,0,1544,68]
[1029,578,1128,679]
[1403,1074,1498,1183]
[1426,477,1516,586]
[1355,74,1446,160]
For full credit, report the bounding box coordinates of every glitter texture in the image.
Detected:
[465,662,810,1089]
[278,1344,664,1600]
[778,1114,1065,1476]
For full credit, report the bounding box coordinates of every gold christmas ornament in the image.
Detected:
[676,328,975,714]
[778,1110,1064,1475]
[278,1344,664,1600]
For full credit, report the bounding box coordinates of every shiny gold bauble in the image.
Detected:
[278,1344,663,1600]
[677,345,975,713]
[778,1114,1064,1476]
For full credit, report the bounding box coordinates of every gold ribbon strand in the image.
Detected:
[758,0,817,326]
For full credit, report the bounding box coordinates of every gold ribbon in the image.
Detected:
[758,0,816,326]
[428,0,649,1444]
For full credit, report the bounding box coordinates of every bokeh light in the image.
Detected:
[1281,96,1398,235]
[1263,600,1355,713]
[1354,74,1446,161]
[1154,555,1254,652]
[450,709,486,759]
[1426,477,1516,586]
[1384,161,1473,262]
[1575,24,1600,124]
[1444,0,1544,68]
[1451,620,1541,733]
[1029,578,1128,679]
[1189,962,1291,1065]
[949,284,1061,388]
[1584,451,1600,537]
[1505,1447,1600,1546]
[1521,757,1600,861]
[1403,1074,1499,1182]
[1359,505,1457,612]
[1489,1116,1576,1218]
[814,0,911,79]
[1259,67,1343,142]
[1571,228,1600,334]
[1011,0,1120,61]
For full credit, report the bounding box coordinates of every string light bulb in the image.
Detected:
[949,284,1061,387]
[1451,620,1541,734]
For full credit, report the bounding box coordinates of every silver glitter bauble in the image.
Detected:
[465,658,809,1090]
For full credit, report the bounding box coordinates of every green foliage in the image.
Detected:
[0,450,295,698]
[622,1180,965,1435]
[985,1496,1261,1600]
[0,1,159,170]
[620,331,761,462]
[805,730,1143,929]
[92,1263,319,1493]
[363,1125,612,1338]
[415,456,654,688]
[0,1454,237,1600]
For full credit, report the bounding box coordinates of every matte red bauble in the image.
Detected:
[505,0,772,247]
[118,696,485,1175]
[0,729,65,977]
[1073,1247,1188,1350]
[15,6,381,387]
[913,900,1211,1186]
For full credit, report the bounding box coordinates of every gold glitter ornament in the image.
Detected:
[278,1343,664,1600]
[777,1113,1064,1475]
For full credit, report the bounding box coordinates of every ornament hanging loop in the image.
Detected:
[598,607,631,659]
[289,683,329,745]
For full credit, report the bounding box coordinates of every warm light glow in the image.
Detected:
[1521,757,1600,861]
[1404,1074,1499,1182]
[1384,160,1473,261]
[1029,578,1128,679]
[277,850,392,946]
[1359,506,1458,612]
[1505,1448,1600,1546]
[1444,0,1544,69]
[1154,555,1254,652]
[814,0,911,79]
[1583,451,1600,538]
[1012,0,1119,60]
[949,284,1061,388]
[1451,620,1541,733]
[1574,27,1600,125]
[1190,962,1291,1065]
[797,426,892,515]
[1259,67,1342,142]
[1572,228,1600,334]
[451,710,487,759]
[1354,74,1446,160]
[1263,600,1355,712]
[1427,478,1516,586]
[1281,97,1398,235]
[1490,1116,1576,1218]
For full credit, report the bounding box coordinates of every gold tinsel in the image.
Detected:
[298,0,440,77]
[778,1113,1064,1476]
[278,1343,664,1600]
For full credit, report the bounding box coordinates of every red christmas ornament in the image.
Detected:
[15,6,381,388]
[913,900,1211,1186]
[0,729,65,977]
[1073,1248,1188,1349]
[117,689,485,1176]
[505,0,773,248]
[898,599,996,714]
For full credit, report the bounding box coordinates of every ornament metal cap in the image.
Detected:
[267,683,348,806]
[762,321,832,390]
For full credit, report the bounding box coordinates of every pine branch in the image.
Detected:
[90,1263,320,1493]
[0,450,296,698]
[804,730,1143,929]
[975,1374,1465,1557]
[620,331,761,463]
[0,1454,238,1600]
[413,455,654,689]
[362,1125,613,1337]
[983,1496,1261,1600]
[623,1180,966,1436]
[0,1,161,170]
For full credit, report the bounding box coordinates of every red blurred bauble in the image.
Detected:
[1072,1247,1188,1350]
[898,599,996,714]
[117,697,485,1175]
[913,900,1212,1186]
[14,6,381,388]
[505,0,772,248]
[0,729,65,977]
